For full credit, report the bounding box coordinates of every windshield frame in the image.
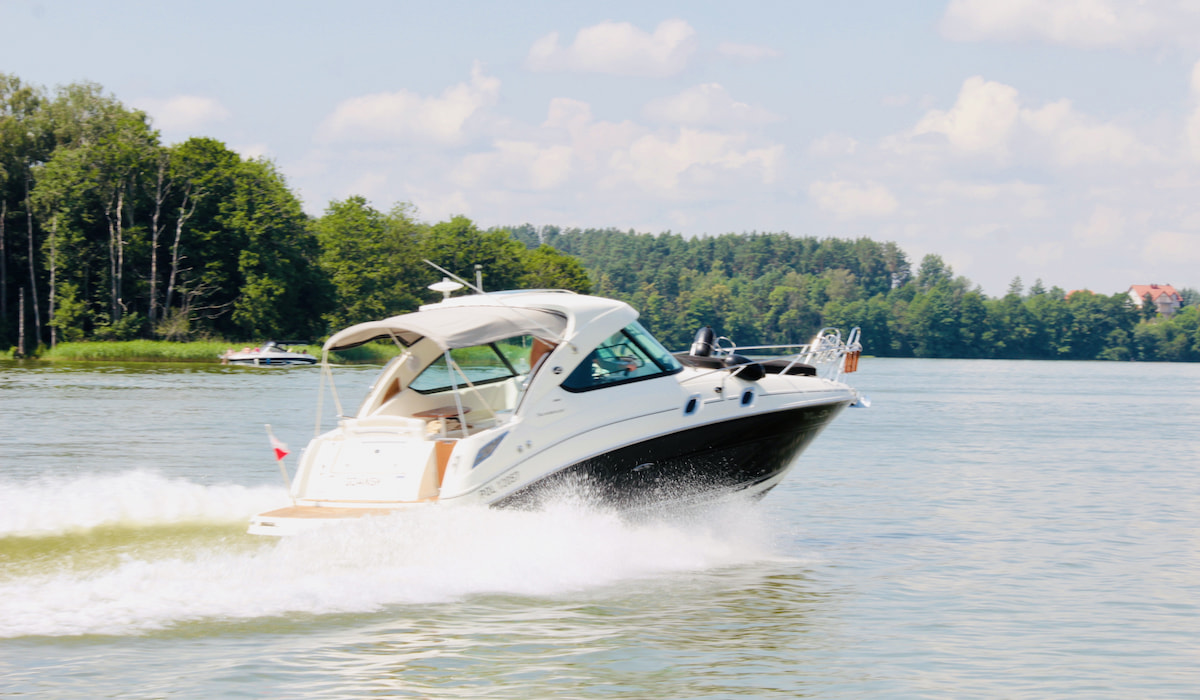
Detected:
[560,322,683,393]
[409,342,521,395]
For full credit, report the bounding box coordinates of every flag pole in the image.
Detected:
[265,424,294,504]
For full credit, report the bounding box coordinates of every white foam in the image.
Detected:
[0,470,284,536]
[0,497,780,637]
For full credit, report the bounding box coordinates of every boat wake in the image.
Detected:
[0,473,785,638]
[0,470,283,537]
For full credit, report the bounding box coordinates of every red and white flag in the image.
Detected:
[270,435,289,461]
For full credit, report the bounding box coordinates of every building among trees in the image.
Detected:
[1128,284,1184,318]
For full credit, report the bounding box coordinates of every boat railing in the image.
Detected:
[701,327,863,381]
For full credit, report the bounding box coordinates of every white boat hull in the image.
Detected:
[248,384,853,536]
[246,290,864,536]
[222,342,317,366]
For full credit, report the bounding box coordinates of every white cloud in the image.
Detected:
[961,222,1008,240]
[1017,240,1066,266]
[1019,198,1052,219]
[1186,60,1200,160]
[1020,99,1153,166]
[913,76,1020,157]
[927,180,1044,201]
[541,98,645,169]
[287,37,1197,300]
[454,141,574,191]
[318,62,499,144]
[908,76,1154,167]
[133,95,230,133]
[340,171,390,203]
[643,83,780,127]
[544,98,594,132]
[808,179,899,219]
[526,19,696,77]
[610,128,783,195]
[540,99,785,194]
[1073,205,1126,247]
[939,0,1164,50]
[1141,231,1200,264]
[429,96,784,204]
[716,41,782,61]
[808,134,859,157]
[914,181,1051,238]
[409,187,472,223]
[233,143,269,160]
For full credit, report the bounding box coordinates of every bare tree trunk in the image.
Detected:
[48,215,57,348]
[165,189,195,314]
[106,201,117,322]
[1,199,7,324]
[17,287,25,358]
[24,175,41,345]
[105,189,126,323]
[117,187,126,320]
[148,155,170,326]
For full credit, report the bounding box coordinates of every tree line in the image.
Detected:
[505,225,1200,362]
[3,73,1198,361]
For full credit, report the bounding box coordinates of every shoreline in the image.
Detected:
[1,340,400,365]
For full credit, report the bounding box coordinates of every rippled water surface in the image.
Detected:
[1,358,1198,698]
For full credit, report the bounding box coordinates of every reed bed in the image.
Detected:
[10,339,403,365]
[41,340,232,363]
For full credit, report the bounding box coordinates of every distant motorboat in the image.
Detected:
[221,341,317,366]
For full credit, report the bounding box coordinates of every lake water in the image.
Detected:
[1,358,1198,698]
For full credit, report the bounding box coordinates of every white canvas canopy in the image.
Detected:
[323,304,568,353]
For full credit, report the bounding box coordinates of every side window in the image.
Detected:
[409,343,518,394]
[494,335,535,374]
[561,324,682,392]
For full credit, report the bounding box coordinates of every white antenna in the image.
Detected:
[429,277,464,300]
[425,260,484,294]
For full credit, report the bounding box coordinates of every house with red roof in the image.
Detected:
[1128,284,1183,317]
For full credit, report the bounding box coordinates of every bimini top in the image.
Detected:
[323,303,569,353]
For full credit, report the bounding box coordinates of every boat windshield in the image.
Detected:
[409,336,534,394]
[561,322,682,392]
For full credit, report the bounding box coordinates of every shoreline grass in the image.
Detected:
[39,340,233,363]
[4,339,403,364]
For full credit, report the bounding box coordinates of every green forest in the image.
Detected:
[3,73,1200,362]
[506,225,1200,361]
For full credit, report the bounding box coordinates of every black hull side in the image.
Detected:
[494,399,851,511]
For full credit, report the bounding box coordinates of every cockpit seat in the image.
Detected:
[761,359,817,376]
[672,352,725,369]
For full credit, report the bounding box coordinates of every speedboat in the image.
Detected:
[221,341,318,366]
[248,289,864,535]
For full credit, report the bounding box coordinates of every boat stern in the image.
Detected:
[248,416,453,535]
[247,503,432,536]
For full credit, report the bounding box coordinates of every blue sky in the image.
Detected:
[4,0,1200,296]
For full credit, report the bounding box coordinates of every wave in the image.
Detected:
[0,470,284,537]
[0,494,782,638]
